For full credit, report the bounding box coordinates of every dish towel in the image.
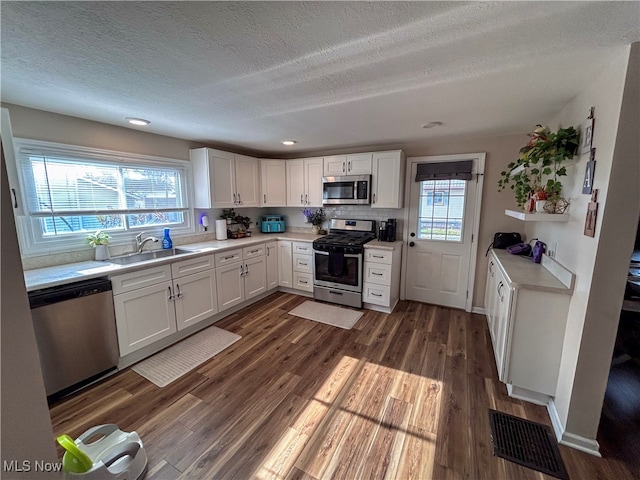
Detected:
[328,251,345,277]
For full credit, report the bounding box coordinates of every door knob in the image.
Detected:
[409,241,415,247]
[410,232,416,237]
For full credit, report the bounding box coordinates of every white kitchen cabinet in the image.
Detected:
[286,158,323,207]
[190,147,259,208]
[362,244,402,313]
[278,240,293,288]
[112,256,218,356]
[485,250,572,405]
[265,241,278,290]
[371,151,405,209]
[260,159,287,207]
[1,108,24,216]
[215,243,267,313]
[323,153,372,176]
[292,241,313,293]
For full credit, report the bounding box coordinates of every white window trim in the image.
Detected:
[12,138,195,257]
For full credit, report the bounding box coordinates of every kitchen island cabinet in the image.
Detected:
[485,249,574,405]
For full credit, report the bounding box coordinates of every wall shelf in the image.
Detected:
[505,209,569,222]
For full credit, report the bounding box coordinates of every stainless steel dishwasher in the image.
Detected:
[29,277,119,397]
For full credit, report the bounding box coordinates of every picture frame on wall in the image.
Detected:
[582,160,596,195]
[580,117,594,155]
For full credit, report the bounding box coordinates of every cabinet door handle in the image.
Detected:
[343,162,346,173]
[348,161,351,171]
[300,194,304,204]
[373,193,376,204]
[305,194,308,204]
[233,193,237,204]
[264,194,267,203]
[11,188,18,209]
[244,264,249,275]
[167,286,174,301]
[176,284,183,298]
[237,193,242,204]
[240,265,245,276]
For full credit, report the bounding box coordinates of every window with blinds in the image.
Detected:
[14,139,191,253]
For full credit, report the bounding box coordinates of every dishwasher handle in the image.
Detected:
[28,277,112,309]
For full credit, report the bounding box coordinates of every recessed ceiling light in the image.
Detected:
[126,117,150,126]
[421,121,443,129]
[281,140,297,146]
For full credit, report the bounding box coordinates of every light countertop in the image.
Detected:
[24,232,321,292]
[490,249,574,295]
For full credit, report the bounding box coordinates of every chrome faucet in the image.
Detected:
[135,232,159,253]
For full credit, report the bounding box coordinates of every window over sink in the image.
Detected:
[12,138,192,255]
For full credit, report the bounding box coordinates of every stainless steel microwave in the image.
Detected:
[322,175,371,205]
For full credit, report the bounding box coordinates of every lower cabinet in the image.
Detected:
[215,244,267,313]
[265,241,278,290]
[112,255,217,356]
[484,250,571,404]
[278,240,293,288]
[362,245,402,313]
[278,239,314,293]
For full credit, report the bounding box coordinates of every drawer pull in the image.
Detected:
[250,249,259,254]
[300,280,308,284]
[224,255,236,260]
[372,272,383,276]
[372,254,384,259]
[371,292,383,297]
[299,262,308,266]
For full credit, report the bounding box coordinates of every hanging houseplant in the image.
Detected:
[498,125,579,210]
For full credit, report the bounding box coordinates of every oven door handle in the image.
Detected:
[313,250,361,258]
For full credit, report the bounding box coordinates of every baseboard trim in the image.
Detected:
[547,399,602,457]
[472,306,487,315]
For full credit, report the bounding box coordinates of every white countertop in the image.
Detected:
[24,232,321,292]
[364,240,404,250]
[490,249,574,295]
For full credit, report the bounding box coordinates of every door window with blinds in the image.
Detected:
[415,160,472,242]
[13,139,191,254]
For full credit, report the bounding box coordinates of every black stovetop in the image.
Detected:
[314,231,376,247]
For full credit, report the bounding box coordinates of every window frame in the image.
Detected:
[12,138,194,257]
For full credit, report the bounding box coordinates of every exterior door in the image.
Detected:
[404,154,484,311]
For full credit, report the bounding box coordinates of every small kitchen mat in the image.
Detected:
[288,301,363,330]
[488,409,569,480]
[132,326,240,387]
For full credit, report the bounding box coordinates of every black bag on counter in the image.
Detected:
[486,232,522,256]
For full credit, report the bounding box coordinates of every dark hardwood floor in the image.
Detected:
[49,293,639,479]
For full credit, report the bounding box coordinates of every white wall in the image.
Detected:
[1,148,58,478]
[526,44,639,451]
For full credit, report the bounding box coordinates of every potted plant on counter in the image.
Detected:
[87,230,111,260]
[498,124,578,213]
[302,207,326,234]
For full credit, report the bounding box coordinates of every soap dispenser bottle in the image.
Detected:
[162,228,173,249]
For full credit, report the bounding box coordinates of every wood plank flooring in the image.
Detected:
[49,293,639,479]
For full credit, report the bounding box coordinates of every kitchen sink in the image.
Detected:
[106,248,193,265]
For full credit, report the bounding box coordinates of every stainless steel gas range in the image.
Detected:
[312,219,376,308]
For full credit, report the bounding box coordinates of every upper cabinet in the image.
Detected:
[190,148,260,208]
[260,159,287,207]
[323,153,372,176]
[286,157,323,207]
[1,108,25,216]
[371,151,405,209]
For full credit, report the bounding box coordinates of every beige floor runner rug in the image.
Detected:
[132,326,240,387]
[288,301,363,330]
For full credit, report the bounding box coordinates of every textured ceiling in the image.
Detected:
[1,1,639,155]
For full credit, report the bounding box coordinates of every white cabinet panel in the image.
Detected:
[113,281,177,356]
[363,283,390,306]
[235,154,260,207]
[215,249,242,267]
[293,254,312,274]
[293,272,313,292]
[278,240,293,288]
[287,158,322,207]
[362,245,402,313]
[216,262,245,312]
[260,159,287,207]
[266,241,278,290]
[324,153,371,176]
[371,151,404,209]
[171,254,215,279]
[244,256,267,300]
[111,265,172,295]
[323,155,347,176]
[174,269,218,330]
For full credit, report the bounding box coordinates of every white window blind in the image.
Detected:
[14,139,191,251]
